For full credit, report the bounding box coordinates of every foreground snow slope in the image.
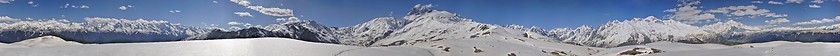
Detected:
[9,36,82,47]
[3,36,839,56]
[0,36,595,56]
[644,41,840,56]
[0,37,361,56]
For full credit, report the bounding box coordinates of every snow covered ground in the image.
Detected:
[0,37,361,56]
[2,36,840,56]
[642,41,840,56]
[2,2,840,56]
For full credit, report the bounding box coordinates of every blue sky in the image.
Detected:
[1,0,838,29]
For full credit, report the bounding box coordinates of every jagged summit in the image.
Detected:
[407,4,434,15]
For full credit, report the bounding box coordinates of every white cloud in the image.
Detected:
[664,1,716,24]
[768,1,784,4]
[62,4,69,8]
[213,1,219,3]
[79,5,90,8]
[246,6,294,17]
[230,0,250,6]
[794,16,840,25]
[0,16,20,22]
[276,17,300,22]
[752,1,763,3]
[765,18,790,24]
[169,10,181,13]
[809,5,821,8]
[787,0,804,3]
[27,1,36,7]
[234,12,253,17]
[227,22,242,25]
[119,6,128,10]
[228,0,294,17]
[227,21,252,27]
[812,0,824,3]
[707,5,786,18]
[61,4,91,9]
[0,0,12,4]
[228,26,242,30]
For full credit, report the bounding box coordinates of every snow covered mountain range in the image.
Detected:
[2,4,840,48]
[0,17,206,44]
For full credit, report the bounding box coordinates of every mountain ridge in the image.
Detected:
[2,4,840,48]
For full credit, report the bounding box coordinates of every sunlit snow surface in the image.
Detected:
[2,36,840,56]
[2,0,840,56]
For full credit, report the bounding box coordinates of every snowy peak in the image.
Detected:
[407,4,434,15]
[405,10,462,22]
[403,4,467,23]
[630,16,660,22]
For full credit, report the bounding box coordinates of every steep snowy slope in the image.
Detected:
[348,4,605,56]
[339,17,410,46]
[570,16,719,47]
[370,4,561,47]
[371,10,490,46]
